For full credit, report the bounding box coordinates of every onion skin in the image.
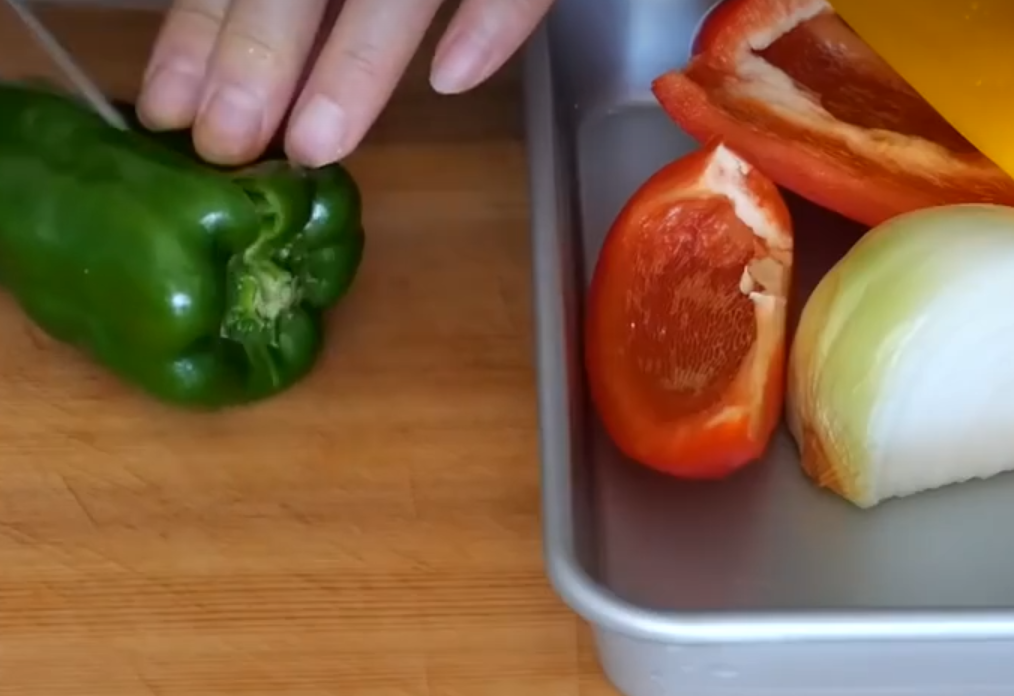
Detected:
[787,203,1014,508]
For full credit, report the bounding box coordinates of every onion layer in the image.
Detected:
[787,203,1014,508]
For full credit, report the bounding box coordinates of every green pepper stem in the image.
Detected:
[243,339,280,390]
[220,161,314,368]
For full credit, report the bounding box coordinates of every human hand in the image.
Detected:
[137,0,554,167]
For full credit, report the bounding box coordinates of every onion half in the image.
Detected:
[787,204,1014,508]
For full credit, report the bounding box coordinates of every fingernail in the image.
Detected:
[431,32,492,95]
[287,94,348,167]
[139,63,203,128]
[198,84,264,161]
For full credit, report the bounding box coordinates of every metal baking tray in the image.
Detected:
[523,0,1014,693]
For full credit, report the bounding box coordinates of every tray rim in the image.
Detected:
[522,17,1014,645]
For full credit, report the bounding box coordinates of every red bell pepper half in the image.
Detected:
[651,0,1014,227]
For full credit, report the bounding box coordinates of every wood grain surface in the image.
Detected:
[0,7,617,695]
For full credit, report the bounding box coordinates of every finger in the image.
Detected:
[285,0,445,167]
[192,0,330,165]
[138,0,230,131]
[430,0,555,95]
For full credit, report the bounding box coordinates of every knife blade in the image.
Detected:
[2,0,127,130]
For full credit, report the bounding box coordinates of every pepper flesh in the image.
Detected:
[0,83,364,408]
[650,0,1014,227]
[585,142,793,479]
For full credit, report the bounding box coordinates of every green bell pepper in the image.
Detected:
[0,82,365,409]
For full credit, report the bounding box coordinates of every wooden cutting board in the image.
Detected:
[0,6,618,695]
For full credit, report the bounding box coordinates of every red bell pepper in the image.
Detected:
[585,141,793,479]
[651,0,1014,227]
